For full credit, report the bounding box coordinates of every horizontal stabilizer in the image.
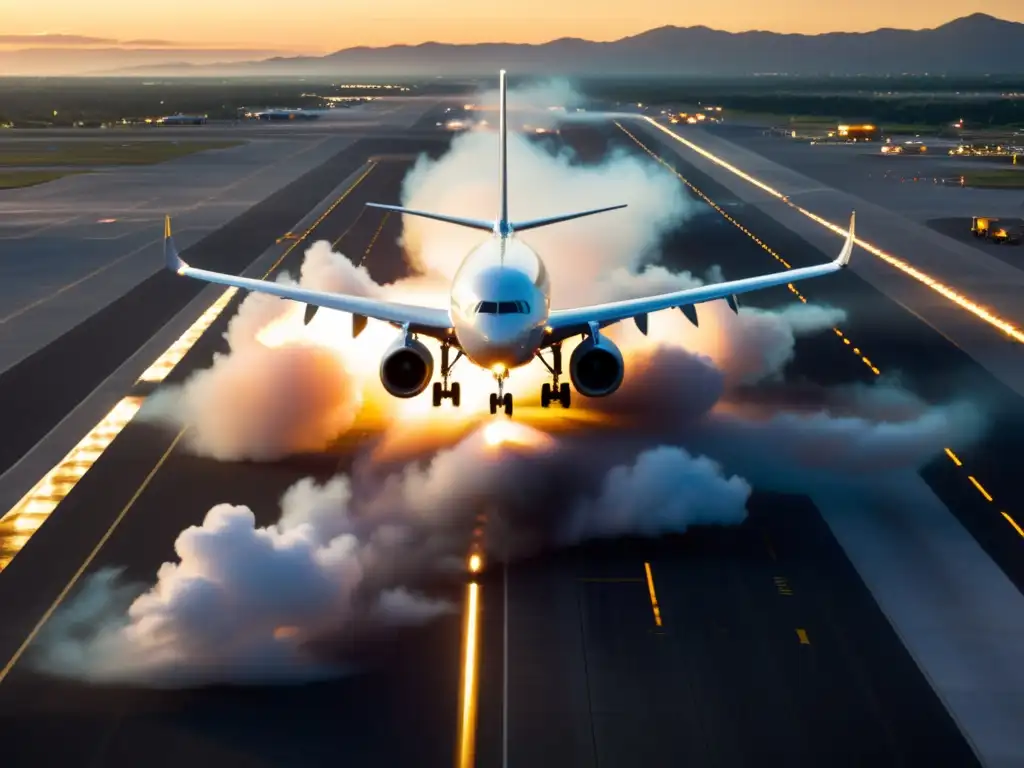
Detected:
[365,202,494,233]
[511,204,627,233]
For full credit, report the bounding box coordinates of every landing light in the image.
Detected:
[491,363,506,375]
[468,554,483,573]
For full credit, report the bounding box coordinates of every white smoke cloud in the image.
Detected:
[140,242,389,462]
[33,429,750,686]
[49,81,988,688]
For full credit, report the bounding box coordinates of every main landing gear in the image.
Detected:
[489,369,513,417]
[432,342,462,408]
[537,344,571,409]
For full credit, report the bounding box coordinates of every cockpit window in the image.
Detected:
[475,300,530,314]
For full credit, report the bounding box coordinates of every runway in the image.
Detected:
[0,115,1003,766]
[617,120,1024,598]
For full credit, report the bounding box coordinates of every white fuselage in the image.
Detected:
[449,234,551,371]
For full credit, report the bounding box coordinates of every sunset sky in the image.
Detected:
[3,1,1023,54]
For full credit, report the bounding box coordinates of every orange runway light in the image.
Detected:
[456,582,481,768]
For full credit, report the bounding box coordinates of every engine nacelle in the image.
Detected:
[569,335,624,397]
[380,334,434,398]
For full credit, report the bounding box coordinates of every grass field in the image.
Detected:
[0,170,85,189]
[960,169,1024,188]
[0,140,243,167]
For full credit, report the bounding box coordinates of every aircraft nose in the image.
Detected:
[476,315,519,344]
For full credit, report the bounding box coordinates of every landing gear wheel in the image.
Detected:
[489,393,498,415]
[503,393,513,417]
[541,383,551,408]
[437,341,463,408]
[559,382,571,408]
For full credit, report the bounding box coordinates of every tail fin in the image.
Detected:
[498,68,510,236]
[363,69,627,236]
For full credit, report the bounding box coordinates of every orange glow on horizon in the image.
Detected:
[7,3,1024,54]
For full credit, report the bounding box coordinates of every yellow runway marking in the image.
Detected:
[1002,512,1024,538]
[359,210,391,266]
[639,116,1024,345]
[644,561,663,627]
[0,430,185,686]
[616,122,1017,542]
[969,476,994,502]
[796,628,810,645]
[0,162,379,680]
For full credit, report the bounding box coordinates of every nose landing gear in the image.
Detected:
[537,344,571,408]
[489,369,513,416]
[432,342,462,407]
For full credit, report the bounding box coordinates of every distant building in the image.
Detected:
[156,114,208,125]
[244,109,320,121]
[837,124,880,141]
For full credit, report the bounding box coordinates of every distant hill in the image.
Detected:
[18,14,1024,77]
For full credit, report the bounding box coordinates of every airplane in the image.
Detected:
[164,70,855,418]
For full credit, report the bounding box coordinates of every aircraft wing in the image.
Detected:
[163,217,453,338]
[545,212,855,342]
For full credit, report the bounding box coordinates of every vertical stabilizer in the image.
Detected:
[498,69,510,237]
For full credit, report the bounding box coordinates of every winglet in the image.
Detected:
[836,211,855,268]
[164,215,187,274]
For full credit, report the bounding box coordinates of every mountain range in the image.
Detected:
[5,14,1024,77]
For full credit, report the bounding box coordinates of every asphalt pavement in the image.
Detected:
[0,117,997,767]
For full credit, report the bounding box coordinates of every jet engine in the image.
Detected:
[380,334,434,398]
[569,334,624,397]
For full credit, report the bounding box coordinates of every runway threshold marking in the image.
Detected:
[0,162,379,670]
[615,123,1020,543]
[637,116,1024,346]
[643,561,663,627]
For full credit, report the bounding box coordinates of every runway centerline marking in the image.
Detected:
[616,122,1019,542]
[643,561,663,627]
[0,161,379,677]
[359,211,391,266]
[1001,512,1024,538]
[796,628,811,645]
